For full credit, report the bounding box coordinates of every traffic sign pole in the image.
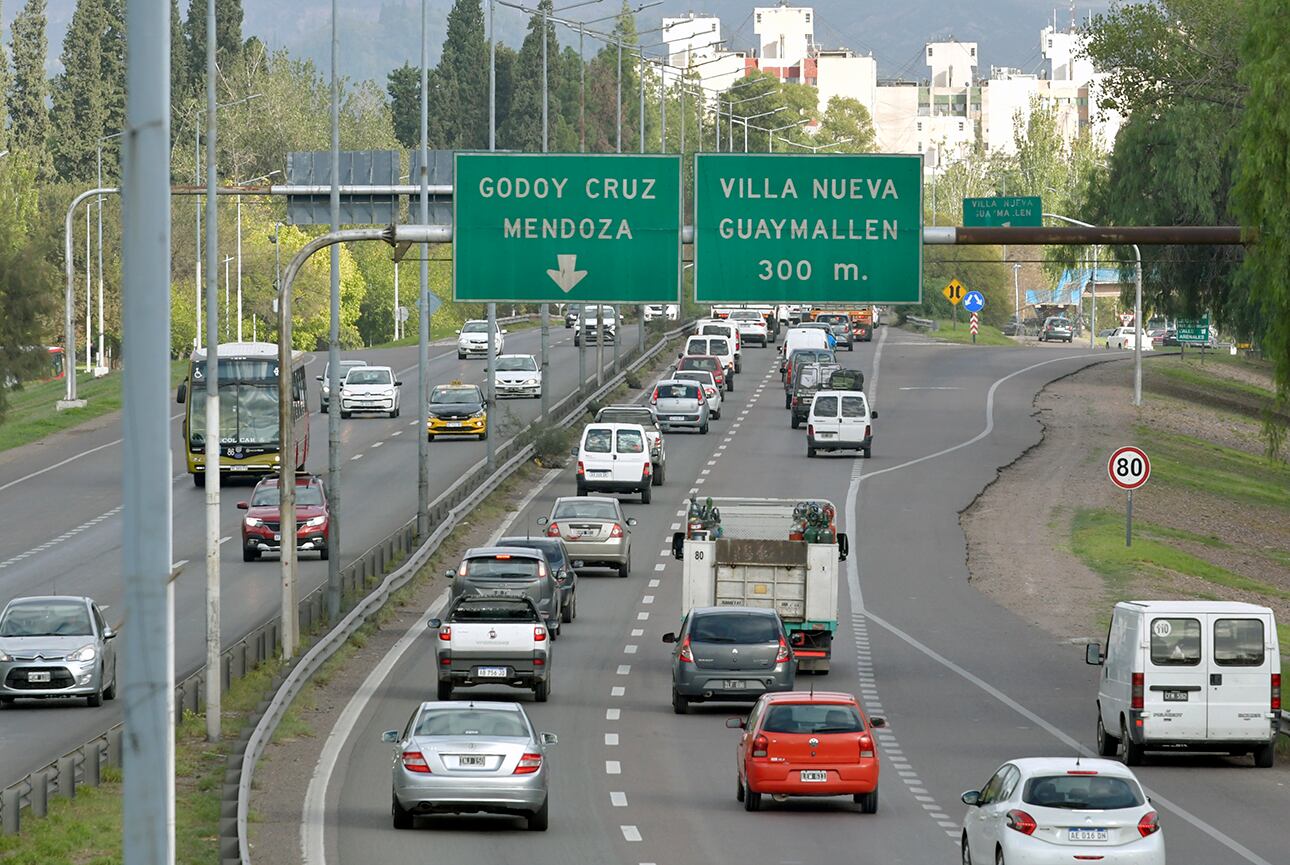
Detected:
[1108,446,1151,547]
[1126,490,1134,547]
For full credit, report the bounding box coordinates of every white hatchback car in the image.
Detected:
[960,757,1163,865]
[457,319,505,359]
[494,354,542,399]
[1105,327,1153,351]
[338,366,401,418]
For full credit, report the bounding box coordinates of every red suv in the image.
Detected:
[728,690,885,813]
[237,475,330,562]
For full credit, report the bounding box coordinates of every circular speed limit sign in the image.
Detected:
[1108,446,1151,490]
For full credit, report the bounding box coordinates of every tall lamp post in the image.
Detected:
[233,171,281,343]
[95,131,124,371]
[1012,262,1022,327]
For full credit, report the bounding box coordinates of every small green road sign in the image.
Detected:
[693,153,923,304]
[453,152,682,303]
[1176,316,1211,343]
[962,196,1042,227]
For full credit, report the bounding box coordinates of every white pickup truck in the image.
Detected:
[429,596,552,702]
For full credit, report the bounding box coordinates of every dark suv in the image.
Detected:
[448,546,563,638]
[790,362,841,428]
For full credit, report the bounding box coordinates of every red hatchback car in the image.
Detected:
[237,474,330,562]
[728,691,885,813]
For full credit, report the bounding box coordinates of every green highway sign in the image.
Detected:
[962,195,1042,227]
[453,153,681,303]
[1176,315,1210,343]
[693,153,923,304]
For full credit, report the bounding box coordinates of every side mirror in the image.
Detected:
[869,409,877,419]
[569,447,578,456]
[381,730,400,743]
[661,632,677,644]
[394,380,403,387]
[175,382,187,404]
[539,731,558,746]
[725,717,745,729]
[455,329,461,335]
[626,517,638,527]
[237,501,249,510]
[961,790,982,807]
[870,716,887,728]
[836,532,849,562]
[1085,642,1104,665]
[537,517,549,527]
[444,569,455,579]
[427,618,442,630]
[671,531,685,560]
[572,560,585,569]
[103,627,116,641]
[315,375,323,382]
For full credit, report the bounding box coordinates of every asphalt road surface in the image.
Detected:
[305,332,1286,865]
[0,322,640,786]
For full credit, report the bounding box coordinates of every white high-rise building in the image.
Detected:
[925,40,977,89]
[753,3,815,73]
[815,49,877,116]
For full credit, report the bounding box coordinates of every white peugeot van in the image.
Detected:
[806,390,874,458]
[681,336,736,390]
[1086,600,1281,767]
[574,423,653,504]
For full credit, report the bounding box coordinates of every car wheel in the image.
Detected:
[1253,742,1276,768]
[527,797,549,831]
[320,401,328,413]
[86,687,103,708]
[392,791,414,830]
[712,408,721,420]
[1121,718,1144,766]
[1096,712,1119,756]
[437,680,452,701]
[194,473,205,488]
[807,442,817,458]
[700,422,709,435]
[672,688,689,715]
[995,848,1005,865]
[576,485,587,497]
[848,343,854,351]
[340,410,351,419]
[790,415,800,429]
[736,777,745,802]
[784,393,792,410]
[243,547,258,562]
[855,788,878,813]
[743,787,761,812]
[618,559,630,579]
[103,662,117,700]
[562,593,575,624]
[653,462,665,485]
[962,836,972,865]
[0,697,14,708]
[320,543,329,561]
[457,351,466,359]
[426,433,435,442]
[534,679,549,703]
[641,484,652,504]
[479,427,488,441]
[390,407,399,418]
[862,447,871,459]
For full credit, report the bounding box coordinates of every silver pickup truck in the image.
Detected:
[429,596,552,702]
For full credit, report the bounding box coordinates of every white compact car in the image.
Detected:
[960,758,1164,865]
[494,354,542,399]
[1105,327,1153,351]
[338,366,401,418]
[457,319,506,359]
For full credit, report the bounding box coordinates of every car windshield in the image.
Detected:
[344,369,391,385]
[0,601,94,637]
[496,356,537,372]
[700,326,731,337]
[674,372,714,387]
[461,321,488,333]
[731,312,759,320]
[658,383,699,400]
[762,703,864,734]
[707,338,730,355]
[464,556,540,579]
[552,500,619,521]
[690,613,780,644]
[415,708,530,738]
[583,428,613,453]
[1022,775,1144,810]
[431,386,480,404]
[326,361,363,379]
[250,483,323,507]
[450,598,536,622]
[817,315,847,325]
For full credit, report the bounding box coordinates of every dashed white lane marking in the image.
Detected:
[0,504,123,571]
[611,792,628,807]
[391,430,403,436]
[616,664,631,675]
[218,536,231,545]
[620,825,642,842]
[658,548,669,557]
[606,761,622,775]
[370,441,383,448]
[605,733,619,746]
[669,522,681,530]
[700,469,710,476]
[641,595,654,604]
[611,686,626,697]
[408,420,418,426]
[695,477,705,485]
[648,578,660,588]
[606,708,621,720]
[624,644,638,654]
[350,453,363,461]
[674,509,686,517]
[637,611,649,620]
[654,563,665,572]
[630,628,644,637]
[172,559,189,570]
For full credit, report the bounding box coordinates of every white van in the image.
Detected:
[681,335,736,389]
[806,390,874,458]
[779,327,831,372]
[575,423,653,504]
[1086,600,1281,767]
[694,320,742,371]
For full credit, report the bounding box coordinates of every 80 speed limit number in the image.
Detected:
[1108,446,1151,490]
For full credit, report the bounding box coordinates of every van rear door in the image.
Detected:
[1144,614,1208,740]
[613,427,647,484]
[1207,613,1274,741]
[838,394,869,446]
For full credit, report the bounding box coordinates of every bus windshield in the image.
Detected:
[191,383,280,446]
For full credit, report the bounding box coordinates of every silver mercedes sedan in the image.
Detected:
[0,595,118,707]
[384,701,557,831]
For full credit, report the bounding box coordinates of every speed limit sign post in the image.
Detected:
[1108,446,1151,546]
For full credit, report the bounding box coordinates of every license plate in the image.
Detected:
[27,671,51,683]
[799,770,827,783]
[446,422,463,428]
[1163,689,1189,702]
[570,529,588,538]
[1068,828,1108,842]
[476,667,508,678]
[723,680,744,690]
[273,533,281,541]
[458,755,485,767]
[818,432,835,438]
[589,470,610,477]
[669,416,687,421]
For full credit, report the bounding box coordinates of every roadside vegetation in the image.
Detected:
[910,318,1017,347]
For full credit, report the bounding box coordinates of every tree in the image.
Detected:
[434,0,488,149]
[499,1,560,152]
[184,0,244,95]
[0,1,9,152]
[0,154,57,418]
[49,0,109,182]
[816,96,876,152]
[8,0,52,172]
[387,63,419,149]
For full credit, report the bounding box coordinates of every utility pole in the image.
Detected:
[326,0,342,621]
[418,0,432,537]
[486,303,497,470]
[85,203,92,372]
[539,5,550,420]
[223,255,232,339]
[120,0,176,857]
[203,0,222,744]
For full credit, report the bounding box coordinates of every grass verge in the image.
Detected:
[1135,427,1290,511]
[0,361,187,455]
[909,318,1018,347]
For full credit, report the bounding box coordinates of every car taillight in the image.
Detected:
[865,424,871,438]
[514,753,542,775]
[678,635,694,663]
[1006,809,1037,835]
[751,735,768,758]
[1132,672,1144,710]
[775,636,790,664]
[610,522,624,538]
[650,388,658,405]
[576,460,585,476]
[1273,673,1281,712]
[401,751,431,774]
[546,521,560,538]
[697,392,705,404]
[791,396,798,406]
[438,625,451,641]
[534,626,547,642]
[858,734,875,759]
[807,424,814,436]
[1137,811,1160,837]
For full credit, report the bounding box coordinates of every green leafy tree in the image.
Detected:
[8,0,52,172]
[184,0,244,96]
[0,154,57,418]
[0,1,9,152]
[433,0,488,149]
[815,96,877,152]
[387,63,420,148]
[50,0,109,182]
[499,0,560,152]
[492,43,517,145]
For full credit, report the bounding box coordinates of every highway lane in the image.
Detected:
[309,330,1284,865]
[0,322,640,785]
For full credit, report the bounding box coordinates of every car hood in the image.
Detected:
[496,371,538,383]
[0,635,97,657]
[341,383,394,395]
[429,402,484,417]
[246,504,326,520]
[459,333,490,342]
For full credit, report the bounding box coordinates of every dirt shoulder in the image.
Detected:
[964,351,1290,646]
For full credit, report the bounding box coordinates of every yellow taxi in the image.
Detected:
[427,382,488,441]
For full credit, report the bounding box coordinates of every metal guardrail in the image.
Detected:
[230,319,693,865]
[905,315,937,331]
[0,318,681,837]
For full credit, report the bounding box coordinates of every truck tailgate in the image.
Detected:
[446,623,537,658]
[713,539,809,620]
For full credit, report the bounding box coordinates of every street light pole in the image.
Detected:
[202,0,222,744]
[326,0,343,622]
[1012,263,1021,326]
[418,0,432,538]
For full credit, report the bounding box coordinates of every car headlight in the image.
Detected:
[303,516,327,528]
[0,648,12,662]
[67,644,97,663]
[245,517,264,527]
[471,410,486,419]
[522,378,539,386]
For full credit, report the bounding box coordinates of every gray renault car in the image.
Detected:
[495,536,578,623]
[384,701,557,831]
[0,595,118,707]
[663,606,796,714]
[448,547,563,638]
